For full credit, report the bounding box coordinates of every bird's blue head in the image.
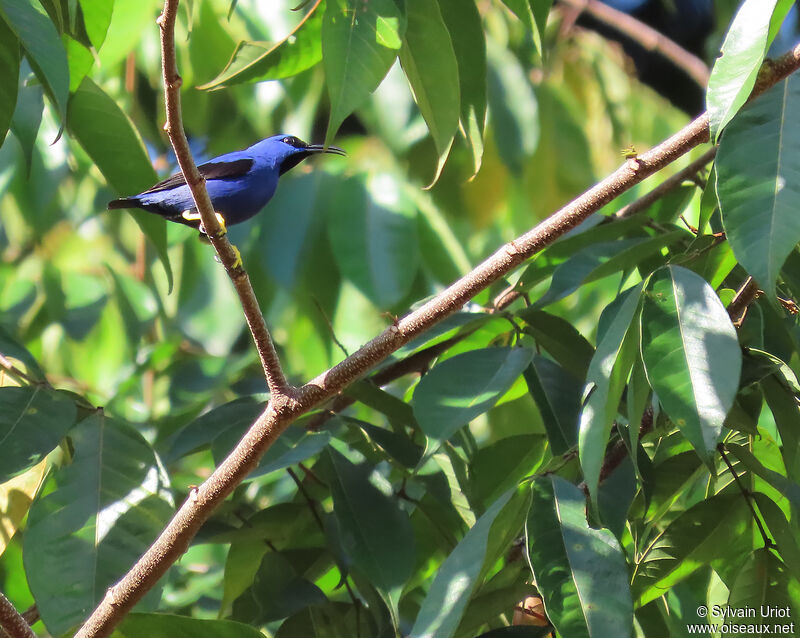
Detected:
[250,134,346,175]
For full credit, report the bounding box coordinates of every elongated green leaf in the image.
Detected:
[707,0,791,141]
[199,0,323,89]
[326,448,414,622]
[68,77,172,292]
[726,548,799,630]
[399,0,459,184]
[633,493,750,606]
[523,357,581,455]
[762,374,800,480]
[0,386,76,482]
[24,413,172,635]
[527,476,633,638]
[438,0,486,177]
[0,0,69,124]
[579,285,641,505]
[412,347,534,455]
[0,18,18,146]
[470,434,546,507]
[0,459,46,556]
[78,0,113,50]
[641,266,741,461]
[500,0,552,58]
[10,60,42,172]
[517,309,594,380]
[213,425,330,480]
[327,174,419,307]
[535,232,684,308]
[487,40,538,174]
[410,485,531,638]
[717,76,800,297]
[322,0,404,145]
[116,612,266,638]
[727,443,800,507]
[753,493,800,583]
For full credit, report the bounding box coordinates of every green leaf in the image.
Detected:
[500,0,552,58]
[10,61,43,173]
[0,0,69,125]
[0,18,18,146]
[24,413,173,635]
[523,357,581,455]
[326,448,414,623]
[438,0,486,177]
[0,386,76,482]
[641,266,741,462]
[517,309,595,380]
[199,0,324,89]
[726,548,800,629]
[78,0,113,50]
[716,75,800,297]
[323,0,404,146]
[327,174,419,308]
[762,374,800,480]
[633,493,751,607]
[115,612,267,638]
[535,232,685,308]
[65,34,93,92]
[212,425,331,481]
[412,347,534,456]
[67,77,172,292]
[486,39,538,174]
[527,476,632,638]
[410,485,531,638]
[578,285,641,505]
[470,434,546,508]
[753,493,800,583]
[398,0,460,184]
[727,443,800,508]
[707,0,789,141]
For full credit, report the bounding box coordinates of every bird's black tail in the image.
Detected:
[107,198,142,210]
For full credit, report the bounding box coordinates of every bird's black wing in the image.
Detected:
[142,158,254,194]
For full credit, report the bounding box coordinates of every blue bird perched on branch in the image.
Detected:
[108,135,346,234]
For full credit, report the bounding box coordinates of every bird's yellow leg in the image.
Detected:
[181,210,228,237]
[230,244,242,269]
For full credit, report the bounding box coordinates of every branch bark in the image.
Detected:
[0,593,34,638]
[157,0,293,401]
[74,20,800,638]
[560,0,710,88]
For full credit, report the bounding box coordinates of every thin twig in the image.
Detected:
[0,593,35,638]
[74,39,800,638]
[612,147,717,220]
[560,0,710,88]
[156,0,292,402]
[717,444,772,548]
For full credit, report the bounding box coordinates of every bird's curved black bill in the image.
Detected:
[305,144,347,157]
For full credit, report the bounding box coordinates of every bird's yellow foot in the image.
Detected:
[230,244,242,269]
[181,210,228,237]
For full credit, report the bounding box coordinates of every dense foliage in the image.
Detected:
[1,0,800,636]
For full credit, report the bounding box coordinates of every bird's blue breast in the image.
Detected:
[137,162,280,225]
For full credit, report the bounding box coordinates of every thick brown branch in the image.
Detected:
[612,147,717,220]
[156,0,292,400]
[560,0,710,88]
[0,593,34,638]
[75,38,800,638]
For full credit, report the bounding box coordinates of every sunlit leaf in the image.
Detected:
[323,0,405,145]
[717,76,800,297]
[199,0,324,89]
[641,266,741,461]
[24,413,173,635]
[527,476,633,637]
[0,0,69,125]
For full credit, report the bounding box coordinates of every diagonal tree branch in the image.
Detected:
[74,17,800,637]
[0,593,35,638]
[157,0,293,402]
[560,0,710,88]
